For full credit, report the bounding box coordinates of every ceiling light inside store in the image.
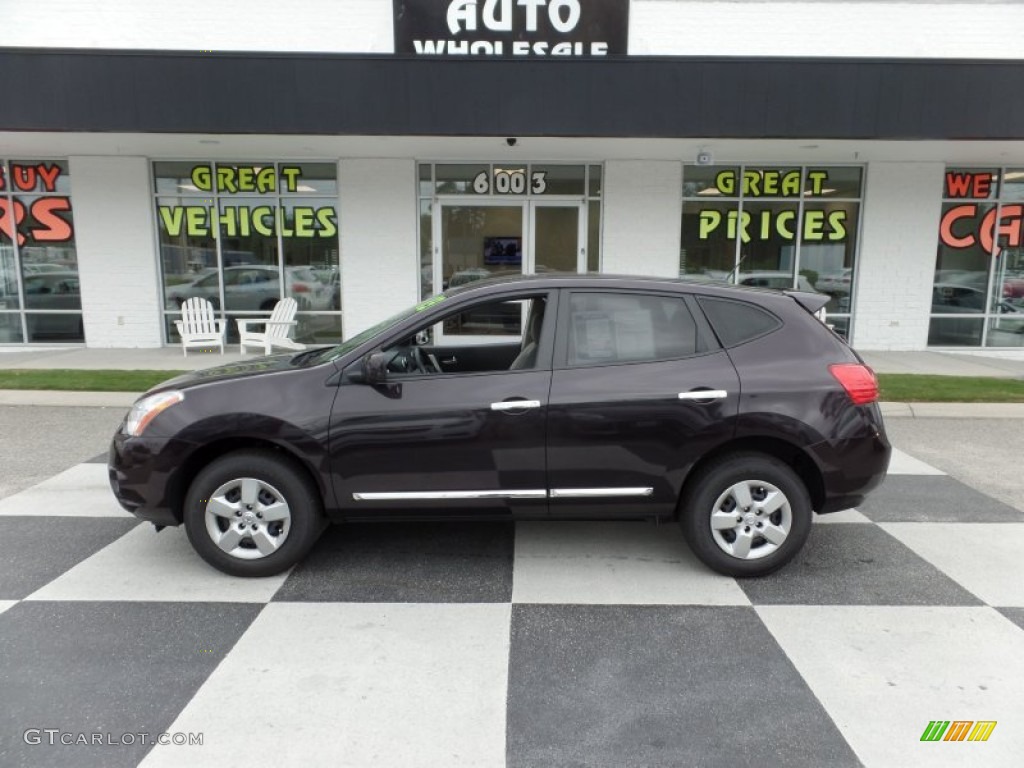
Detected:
[805,188,837,195]
[1003,171,1024,181]
[696,188,722,196]
[295,185,318,192]
[178,184,200,192]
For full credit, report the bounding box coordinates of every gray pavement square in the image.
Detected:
[998,607,1024,633]
[857,475,1024,523]
[0,601,262,768]
[273,521,515,603]
[738,525,983,606]
[506,604,860,768]
[0,517,139,600]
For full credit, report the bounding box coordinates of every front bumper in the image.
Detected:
[108,429,198,527]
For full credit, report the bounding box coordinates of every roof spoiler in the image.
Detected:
[785,290,830,314]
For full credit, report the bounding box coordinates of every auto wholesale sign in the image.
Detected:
[393,0,629,57]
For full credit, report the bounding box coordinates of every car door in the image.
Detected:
[546,289,740,517]
[329,290,557,518]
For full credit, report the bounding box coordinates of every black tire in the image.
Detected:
[259,299,277,311]
[679,452,812,577]
[183,450,325,577]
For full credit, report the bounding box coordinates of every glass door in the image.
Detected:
[530,201,585,274]
[435,201,525,344]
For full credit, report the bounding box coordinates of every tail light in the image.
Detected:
[829,363,879,405]
[291,283,310,293]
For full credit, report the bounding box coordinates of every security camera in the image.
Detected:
[696,150,713,166]
[506,137,518,147]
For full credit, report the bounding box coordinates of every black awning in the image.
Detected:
[1,48,1021,140]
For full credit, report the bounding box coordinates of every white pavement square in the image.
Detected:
[880,522,1024,607]
[0,463,131,518]
[758,605,1024,767]
[511,521,750,605]
[814,508,872,524]
[886,448,946,476]
[140,603,511,768]
[0,600,16,616]
[25,525,289,603]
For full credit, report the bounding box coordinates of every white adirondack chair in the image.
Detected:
[237,297,307,355]
[174,297,225,356]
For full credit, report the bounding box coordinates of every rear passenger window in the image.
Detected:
[697,297,781,347]
[568,292,698,366]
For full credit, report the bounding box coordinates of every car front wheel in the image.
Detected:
[680,453,812,577]
[183,450,325,577]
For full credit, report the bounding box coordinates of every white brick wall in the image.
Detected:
[338,159,419,338]
[601,161,682,278]
[852,162,945,350]
[3,1,1021,59]
[0,0,390,53]
[68,156,163,348]
[631,1,1024,59]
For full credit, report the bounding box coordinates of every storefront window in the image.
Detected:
[681,165,863,339]
[930,168,1024,347]
[155,161,341,345]
[0,160,81,343]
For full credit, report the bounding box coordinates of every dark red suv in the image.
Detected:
[109,275,890,577]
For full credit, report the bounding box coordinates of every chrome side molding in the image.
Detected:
[352,489,546,501]
[549,487,654,499]
[354,487,654,501]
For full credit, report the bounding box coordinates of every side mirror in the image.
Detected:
[362,351,391,384]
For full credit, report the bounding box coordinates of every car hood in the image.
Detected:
[149,353,306,394]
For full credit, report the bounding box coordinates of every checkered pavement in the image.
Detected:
[1,447,1023,767]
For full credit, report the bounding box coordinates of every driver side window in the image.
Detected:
[385,295,548,376]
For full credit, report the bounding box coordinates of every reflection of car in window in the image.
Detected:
[111,274,891,582]
[163,265,330,311]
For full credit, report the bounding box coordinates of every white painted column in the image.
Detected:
[601,161,682,277]
[338,159,418,337]
[852,162,944,350]
[68,156,163,347]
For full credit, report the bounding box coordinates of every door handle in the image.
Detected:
[491,399,541,411]
[441,356,457,365]
[678,389,728,401]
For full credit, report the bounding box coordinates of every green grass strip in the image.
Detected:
[877,373,1024,403]
[0,369,187,392]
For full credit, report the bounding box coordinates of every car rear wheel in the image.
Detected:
[183,450,325,577]
[680,453,812,577]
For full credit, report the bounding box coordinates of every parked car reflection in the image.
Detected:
[164,265,329,311]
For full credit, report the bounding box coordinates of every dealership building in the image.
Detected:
[1,0,1023,351]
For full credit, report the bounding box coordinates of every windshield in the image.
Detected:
[305,294,448,364]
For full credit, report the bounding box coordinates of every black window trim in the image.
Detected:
[695,295,784,349]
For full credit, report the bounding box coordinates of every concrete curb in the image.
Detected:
[878,401,1024,419]
[2,389,1024,418]
[0,390,139,408]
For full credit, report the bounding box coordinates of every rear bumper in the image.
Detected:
[108,429,197,527]
[807,403,891,514]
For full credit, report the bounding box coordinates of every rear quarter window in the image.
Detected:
[697,297,782,347]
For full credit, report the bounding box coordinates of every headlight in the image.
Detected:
[124,391,184,437]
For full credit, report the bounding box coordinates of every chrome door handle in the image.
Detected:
[491,400,541,411]
[678,389,728,401]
